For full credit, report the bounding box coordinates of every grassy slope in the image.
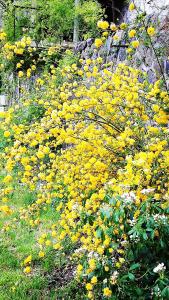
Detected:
[0,184,85,300]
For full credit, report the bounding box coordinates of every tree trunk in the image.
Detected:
[73,0,80,45]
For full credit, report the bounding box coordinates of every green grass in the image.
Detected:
[0,184,86,299]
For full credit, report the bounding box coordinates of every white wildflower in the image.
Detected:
[141,188,155,194]
[153,263,166,273]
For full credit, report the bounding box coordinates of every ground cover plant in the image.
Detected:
[0,2,169,299]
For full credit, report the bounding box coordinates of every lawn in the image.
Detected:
[0,184,85,300]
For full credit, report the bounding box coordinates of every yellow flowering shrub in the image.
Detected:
[0,54,169,297]
[0,2,169,299]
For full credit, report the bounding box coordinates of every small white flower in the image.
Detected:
[74,247,85,254]
[153,214,167,223]
[141,188,155,194]
[103,278,108,284]
[121,191,136,204]
[110,271,119,284]
[87,251,99,259]
[72,203,79,210]
[153,263,166,273]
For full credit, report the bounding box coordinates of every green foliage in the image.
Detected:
[3,0,104,42]
[13,104,46,125]
[0,129,9,152]
[58,49,79,68]
[76,0,103,40]
[3,1,34,41]
[80,195,169,299]
[35,0,75,42]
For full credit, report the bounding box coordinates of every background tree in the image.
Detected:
[3,0,103,43]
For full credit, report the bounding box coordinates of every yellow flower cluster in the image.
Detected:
[94,38,103,48]
[97,20,109,30]
[0,31,7,41]
[2,36,32,60]
[1,52,168,297]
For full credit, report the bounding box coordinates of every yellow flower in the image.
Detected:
[18,71,24,78]
[131,40,139,48]
[86,283,93,291]
[120,23,127,30]
[102,31,109,37]
[78,70,83,76]
[115,262,121,268]
[97,20,109,30]
[87,291,94,299]
[103,287,112,297]
[147,27,155,36]
[129,2,135,11]
[39,251,45,258]
[94,38,103,48]
[51,230,57,237]
[37,151,45,159]
[3,175,12,183]
[24,255,32,265]
[127,48,133,53]
[89,258,96,270]
[0,205,12,215]
[128,29,136,38]
[24,266,31,274]
[119,257,125,264]
[16,62,22,69]
[31,65,36,71]
[53,243,61,250]
[110,23,117,31]
[134,210,140,218]
[97,246,104,254]
[4,131,11,138]
[27,69,31,78]
[77,264,83,274]
[113,35,119,41]
[45,239,51,246]
[91,276,97,284]
[0,31,6,40]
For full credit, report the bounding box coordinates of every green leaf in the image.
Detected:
[96,228,103,239]
[128,273,135,281]
[162,287,169,298]
[143,232,147,240]
[129,263,140,271]
[105,227,113,237]
[160,239,165,247]
[100,208,112,219]
[113,211,119,223]
[136,288,142,296]
[120,274,128,282]
[109,197,116,205]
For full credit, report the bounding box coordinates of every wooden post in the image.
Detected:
[0,95,8,111]
[73,0,80,45]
